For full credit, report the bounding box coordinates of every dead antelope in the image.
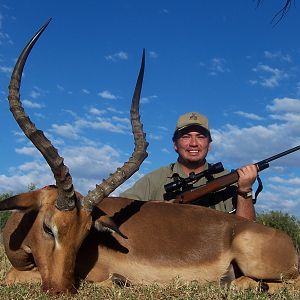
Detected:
[1,19,300,294]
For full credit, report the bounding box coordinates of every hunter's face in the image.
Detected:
[173,130,211,164]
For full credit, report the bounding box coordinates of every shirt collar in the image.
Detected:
[173,160,209,178]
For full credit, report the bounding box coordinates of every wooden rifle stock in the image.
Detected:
[174,171,239,204]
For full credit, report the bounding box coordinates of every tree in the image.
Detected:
[257,211,300,252]
[256,0,295,25]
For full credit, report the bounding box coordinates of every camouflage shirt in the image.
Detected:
[119,161,237,213]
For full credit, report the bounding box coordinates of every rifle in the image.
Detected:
[168,145,300,204]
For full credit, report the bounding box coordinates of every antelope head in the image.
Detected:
[2,19,148,293]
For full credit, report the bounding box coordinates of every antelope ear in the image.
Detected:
[93,215,128,239]
[0,191,40,211]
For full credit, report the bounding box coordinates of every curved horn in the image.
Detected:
[8,19,76,211]
[83,49,148,210]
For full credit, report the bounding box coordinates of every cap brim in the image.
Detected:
[177,124,209,134]
[173,124,211,141]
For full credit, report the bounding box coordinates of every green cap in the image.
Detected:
[173,112,211,141]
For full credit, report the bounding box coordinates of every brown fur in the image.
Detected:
[1,186,299,293]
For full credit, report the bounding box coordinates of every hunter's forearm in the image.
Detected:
[235,195,256,221]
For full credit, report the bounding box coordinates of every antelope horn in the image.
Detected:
[8,19,76,211]
[83,50,148,211]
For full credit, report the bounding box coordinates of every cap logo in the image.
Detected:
[189,113,198,121]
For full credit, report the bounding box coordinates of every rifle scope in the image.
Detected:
[164,162,224,194]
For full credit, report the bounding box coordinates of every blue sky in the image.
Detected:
[1,1,300,216]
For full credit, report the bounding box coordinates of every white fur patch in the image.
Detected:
[52,225,61,249]
[22,245,32,254]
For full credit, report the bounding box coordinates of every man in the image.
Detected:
[120,112,257,221]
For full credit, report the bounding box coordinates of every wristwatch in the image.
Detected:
[237,189,253,198]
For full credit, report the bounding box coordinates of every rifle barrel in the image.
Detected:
[256,145,300,171]
[265,145,300,163]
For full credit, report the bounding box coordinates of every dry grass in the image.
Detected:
[0,243,300,299]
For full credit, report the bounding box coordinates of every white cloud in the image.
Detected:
[0,142,134,196]
[15,146,40,157]
[92,119,129,133]
[156,126,169,132]
[57,84,65,92]
[112,116,130,124]
[159,8,169,14]
[18,161,49,172]
[98,90,118,100]
[208,58,230,76]
[62,144,133,194]
[269,112,300,123]
[256,189,300,214]
[12,131,27,143]
[23,99,44,109]
[0,65,12,74]
[0,171,53,194]
[269,176,300,185]
[0,14,13,46]
[30,90,40,99]
[107,107,125,114]
[266,97,300,113]
[34,112,45,119]
[105,51,128,62]
[51,123,80,139]
[62,109,78,118]
[149,51,159,58]
[252,64,288,88]
[297,82,300,95]
[234,111,264,121]
[149,133,162,140]
[82,89,90,94]
[161,148,170,154]
[141,95,158,104]
[63,145,120,178]
[75,117,130,134]
[209,120,300,168]
[264,50,292,63]
[89,107,106,115]
[248,79,258,85]
[266,98,300,124]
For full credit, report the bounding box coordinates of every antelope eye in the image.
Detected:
[43,222,54,237]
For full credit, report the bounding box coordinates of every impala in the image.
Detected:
[1,20,299,294]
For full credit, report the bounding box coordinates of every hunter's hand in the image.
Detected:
[237,164,258,192]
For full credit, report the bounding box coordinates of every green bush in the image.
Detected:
[0,193,12,230]
[257,211,300,252]
[0,184,37,231]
